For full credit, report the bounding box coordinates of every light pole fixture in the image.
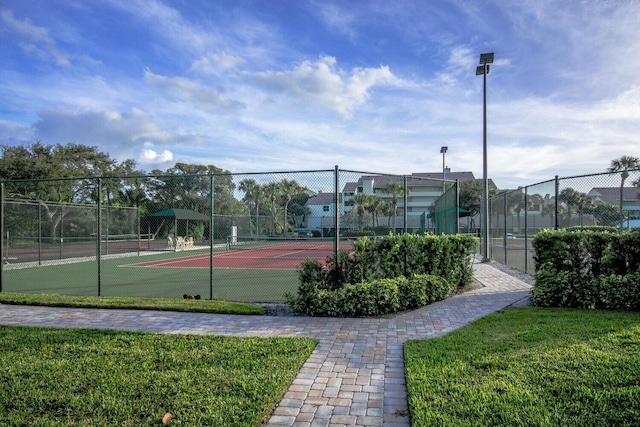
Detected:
[476,52,494,263]
[440,146,448,193]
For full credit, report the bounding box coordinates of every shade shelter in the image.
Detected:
[147,208,210,250]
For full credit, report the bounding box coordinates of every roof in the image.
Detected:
[588,187,640,205]
[340,171,487,193]
[148,208,210,221]
[305,192,342,206]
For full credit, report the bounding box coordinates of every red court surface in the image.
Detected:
[128,241,352,270]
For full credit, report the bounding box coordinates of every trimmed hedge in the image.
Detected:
[284,274,454,317]
[284,234,476,317]
[532,229,640,310]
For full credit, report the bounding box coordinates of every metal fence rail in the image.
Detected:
[0,167,455,302]
[488,168,640,274]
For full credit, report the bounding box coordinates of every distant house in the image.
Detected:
[588,186,640,228]
[588,187,640,216]
[305,191,343,233]
[305,170,482,235]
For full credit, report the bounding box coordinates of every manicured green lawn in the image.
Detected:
[0,326,316,426]
[405,308,640,426]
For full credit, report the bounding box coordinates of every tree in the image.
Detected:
[149,163,243,216]
[383,181,405,233]
[542,202,555,228]
[264,182,282,235]
[558,188,595,228]
[609,155,640,230]
[366,195,385,228]
[459,180,483,229]
[506,190,531,233]
[239,179,262,237]
[592,203,624,227]
[351,193,372,230]
[279,179,307,235]
[0,142,145,240]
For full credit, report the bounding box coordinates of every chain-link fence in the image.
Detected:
[488,168,640,274]
[0,168,455,302]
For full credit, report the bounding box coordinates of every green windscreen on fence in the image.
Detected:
[433,182,458,235]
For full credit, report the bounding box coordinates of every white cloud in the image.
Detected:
[244,56,402,118]
[30,108,187,168]
[312,1,357,39]
[144,69,245,112]
[190,52,244,75]
[1,9,71,67]
[139,146,174,164]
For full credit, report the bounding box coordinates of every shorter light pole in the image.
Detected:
[440,146,448,193]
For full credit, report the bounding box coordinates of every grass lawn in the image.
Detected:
[0,326,316,426]
[405,307,640,426]
[0,292,265,315]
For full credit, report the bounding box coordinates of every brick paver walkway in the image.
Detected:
[0,261,531,426]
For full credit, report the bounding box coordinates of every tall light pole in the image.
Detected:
[476,52,494,263]
[440,146,448,193]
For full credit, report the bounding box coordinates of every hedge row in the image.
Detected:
[532,229,640,310]
[284,274,452,317]
[284,234,477,317]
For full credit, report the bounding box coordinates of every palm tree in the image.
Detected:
[507,190,531,234]
[239,179,260,238]
[384,181,405,233]
[279,179,304,235]
[558,188,581,228]
[609,156,640,231]
[367,195,385,228]
[542,202,555,229]
[265,182,282,236]
[574,192,595,227]
[352,193,372,230]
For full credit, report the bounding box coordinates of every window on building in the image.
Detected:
[323,205,329,212]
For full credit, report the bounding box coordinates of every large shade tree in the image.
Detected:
[0,142,146,239]
[149,163,244,215]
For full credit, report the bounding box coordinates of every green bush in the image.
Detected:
[397,274,452,311]
[532,229,640,311]
[286,233,475,317]
[285,277,402,317]
[597,273,640,310]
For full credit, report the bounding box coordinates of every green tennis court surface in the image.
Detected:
[1,248,300,303]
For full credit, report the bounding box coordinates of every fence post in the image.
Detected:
[334,165,339,262]
[554,175,559,230]
[503,193,507,263]
[38,202,42,265]
[97,178,102,296]
[209,174,214,300]
[455,179,460,234]
[0,182,3,293]
[524,186,529,274]
[403,175,408,234]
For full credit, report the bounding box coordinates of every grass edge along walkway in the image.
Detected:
[0,292,265,315]
[405,307,640,426]
[0,325,317,426]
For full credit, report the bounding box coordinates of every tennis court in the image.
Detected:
[126,239,350,270]
[1,239,352,303]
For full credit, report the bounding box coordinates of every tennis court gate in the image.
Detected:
[0,169,456,302]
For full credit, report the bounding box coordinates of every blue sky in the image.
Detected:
[1,0,639,189]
